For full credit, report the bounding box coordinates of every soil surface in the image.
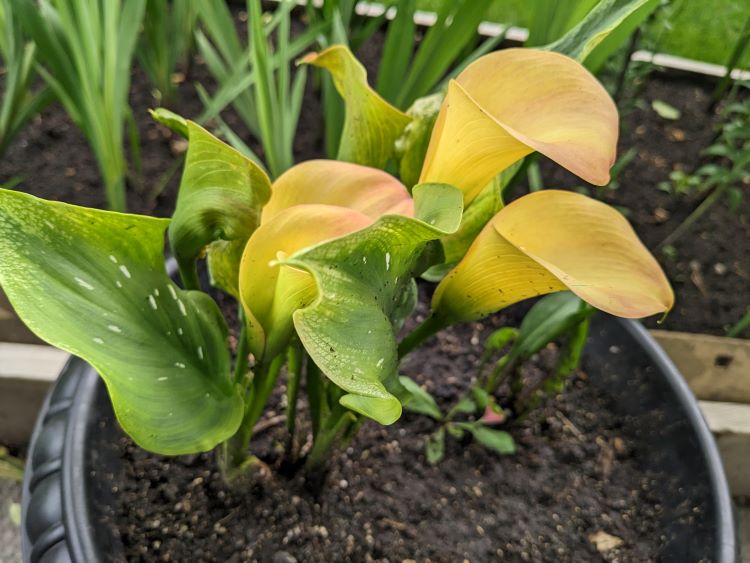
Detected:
[88,296,708,563]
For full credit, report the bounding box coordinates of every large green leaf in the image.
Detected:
[283,183,463,425]
[526,0,598,47]
[545,0,660,71]
[155,115,272,292]
[300,45,412,169]
[0,190,243,455]
[507,291,592,365]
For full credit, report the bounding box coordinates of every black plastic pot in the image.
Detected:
[21,316,738,562]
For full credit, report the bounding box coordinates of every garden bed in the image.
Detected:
[84,304,712,562]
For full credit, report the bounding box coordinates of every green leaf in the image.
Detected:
[395,93,443,189]
[0,189,243,455]
[484,327,518,352]
[300,45,412,169]
[441,161,522,265]
[446,422,465,439]
[399,376,442,420]
[284,183,463,425]
[451,396,477,416]
[455,422,515,455]
[470,386,490,411]
[425,427,445,465]
[507,292,592,365]
[526,0,598,46]
[166,119,271,292]
[545,0,660,71]
[651,100,681,120]
[150,107,189,137]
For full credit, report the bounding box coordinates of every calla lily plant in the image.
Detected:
[0,45,672,478]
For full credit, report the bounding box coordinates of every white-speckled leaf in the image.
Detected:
[0,190,243,455]
[283,183,463,425]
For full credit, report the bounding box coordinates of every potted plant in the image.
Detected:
[4,42,737,562]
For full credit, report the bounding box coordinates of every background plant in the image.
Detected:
[0,1,54,158]
[137,0,198,107]
[13,0,146,211]
[658,91,750,249]
[306,0,503,159]
[195,0,322,178]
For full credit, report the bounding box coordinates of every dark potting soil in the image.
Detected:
[87,295,704,563]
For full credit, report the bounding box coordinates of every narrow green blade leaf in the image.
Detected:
[456,422,515,455]
[399,376,442,420]
[508,292,592,364]
[0,189,243,454]
[285,183,463,425]
[425,426,446,465]
[545,0,660,70]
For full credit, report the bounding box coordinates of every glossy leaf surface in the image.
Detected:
[300,45,411,169]
[0,190,242,454]
[507,292,591,365]
[284,184,463,425]
[166,119,271,291]
[546,0,660,71]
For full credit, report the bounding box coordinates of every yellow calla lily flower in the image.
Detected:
[420,48,618,204]
[239,160,413,360]
[433,190,674,323]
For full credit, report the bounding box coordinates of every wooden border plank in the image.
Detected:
[0,343,67,448]
[699,401,750,497]
[652,330,750,404]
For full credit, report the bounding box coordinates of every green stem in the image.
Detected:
[285,342,303,460]
[728,308,750,338]
[712,13,750,108]
[178,261,201,292]
[658,182,729,249]
[483,356,513,394]
[218,354,284,480]
[397,314,448,359]
[304,405,357,471]
[306,360,327,440]
[233,308,250,386]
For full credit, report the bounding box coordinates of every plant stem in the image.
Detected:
[233,308,250,386]
[178,262,201,292]
[613,27,641,103]
[219,354,284,480]
[304,405,357,471]
[658,182,729,249]
[285,342,303,460]
[711,13,750,109]
[483,356,513,394]
[397,314,448,359]
[728,308,750,338]
[306,360,327,440]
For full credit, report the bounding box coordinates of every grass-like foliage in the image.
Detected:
[12,0,146,211]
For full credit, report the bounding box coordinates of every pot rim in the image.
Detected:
[21,316,738,562]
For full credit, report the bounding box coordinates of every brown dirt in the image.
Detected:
[86,294,707,562]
